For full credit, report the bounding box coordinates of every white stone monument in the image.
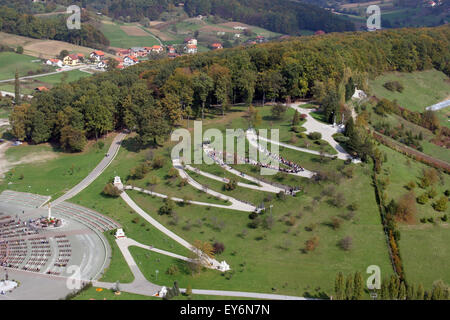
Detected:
[115,228,126,239]
[47,203,53,220]
[113,176,123,190]
[218,261,230,272]
[158,286,167,298]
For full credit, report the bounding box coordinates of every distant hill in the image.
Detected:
[1,0,356,35]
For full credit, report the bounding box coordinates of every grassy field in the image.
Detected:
[376,144,450,288]
[0,32,114,60]
[0,52,53,80]
[369,69,450,115]
[100,22,160,48]
[0,135,114,199]
[0,70,92,94]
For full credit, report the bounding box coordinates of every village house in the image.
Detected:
[117,49,133,58]
[184,44,197,54]
[63,54,80,66]
[45,58,63,68]
[184,38,197,46]
[34,86,49,92]
[90,50,105,62]
[123,55,139,67]
[151,45,164,54]
[167,46,176,54]
[130,47,147,57]
[211,43,223,50]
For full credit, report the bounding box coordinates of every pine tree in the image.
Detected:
[388,275,399,300]
[380,279,388,300]
[345,274,353,300]
[416,284,425,300]
[353,272,364,300]
[292,110,300,126]
[407,284,415,300]
[334,272,344,300]
[14,69,21,105]
[399,281,406,300]
[186,284,192,296]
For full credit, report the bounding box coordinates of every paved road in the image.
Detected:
[52,133,126,205]
[93,236,312,300]
[0,91,33,99]
[289,103,354,161]
[0,65,90,83]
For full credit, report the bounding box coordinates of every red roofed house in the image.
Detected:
[151,45,164,53]
[123,55,139,67]
[117,49,133,58]
[63,54,80,66]
[184,44,197,54]
[211,43,223,50]
[35,86,49,92]
[90,50,105,61]
[46,58,63,68]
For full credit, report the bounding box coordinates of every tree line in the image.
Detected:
[0,6,109,49]
[9,25,450,152]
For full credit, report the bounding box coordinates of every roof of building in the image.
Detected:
[92,50,105,56]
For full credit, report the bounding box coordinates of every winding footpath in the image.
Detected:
[172,159,258,212]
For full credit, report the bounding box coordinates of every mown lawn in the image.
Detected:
[0,135,114,199]
[0,52,54,80]
[369,69,450,114]
[376,144,450,289]
[100,22,159,48]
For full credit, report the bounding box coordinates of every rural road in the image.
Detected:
[0,91,33,99]
[52,132,126,205]
[0,65,90,83]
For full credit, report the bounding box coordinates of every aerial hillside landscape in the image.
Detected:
[0,0,449,313]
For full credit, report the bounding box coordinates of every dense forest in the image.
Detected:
[3,0,355,34]
[182,0,356,34]
[0,6,109,48]
[10,26,450,156]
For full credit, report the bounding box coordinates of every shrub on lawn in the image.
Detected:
[102,183,122,197]
[338,236,353,251]
[308,132,322,140]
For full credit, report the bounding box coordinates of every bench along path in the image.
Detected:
[185,164,286,193]
[172,159,258,212]
[246,129,316,179]
[125,185,253,212]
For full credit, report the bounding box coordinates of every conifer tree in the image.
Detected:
[416,284,425,300]
[345,274,353,300]
[14,69,20,105]
[353,272,364,300]
[334,272,344,300]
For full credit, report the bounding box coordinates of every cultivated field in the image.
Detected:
[0,32,113,59]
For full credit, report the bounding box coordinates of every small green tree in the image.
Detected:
[334,272,344,300]
[353,272,364,300]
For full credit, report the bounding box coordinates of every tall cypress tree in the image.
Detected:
[334,272,344,300]
[353,272,364,300]
[14,69,21,105]
[399,282,407,300]
[416,284,425,300]
[345,274,354,300]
